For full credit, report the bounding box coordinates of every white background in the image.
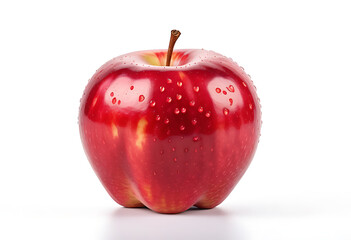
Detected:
[1,0,350,239]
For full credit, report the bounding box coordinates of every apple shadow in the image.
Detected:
[102,206,246,240]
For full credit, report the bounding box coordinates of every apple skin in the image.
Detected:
[79,49,261,213]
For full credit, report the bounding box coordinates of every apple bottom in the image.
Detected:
[81,118,256,214]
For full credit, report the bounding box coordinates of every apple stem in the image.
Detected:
[166,30,181,66]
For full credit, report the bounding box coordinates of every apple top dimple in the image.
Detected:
[113,49,230,69]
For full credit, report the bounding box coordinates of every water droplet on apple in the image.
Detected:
[198,106,203,113]
[205,111,211,118]
[180,125,185,131]
[181,107,186,113]
[112,97,117,104]
[172,147,176,152]
[118,100,121,105]
[139,95,145,102]
[166,97,172,103]
[155,115,161,121]
[215,88,221,93]
[229,98,233,106]
[149,100,156,107]
[164,118,170,124]
[130,86,134,90]
[223,90,227,95]
[192,119,197,125]
[223,108,229,116]
[173,157,177,162]
[193,86,200,92]
[177,81,183,87]
[242,81,247,87]
[227,85,235,92]
[167,78,172,84]
[160,86,165,92]
[174,108,180,114]
[249,103,253,109]
[176,94,182,100]
[189,100,195,106]
[110,92,114,97]
[184,148,189,153]
[193,136,199,142]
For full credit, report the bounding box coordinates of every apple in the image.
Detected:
[79,30,261,213]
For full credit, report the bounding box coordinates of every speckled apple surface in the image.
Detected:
[79,49,261,213]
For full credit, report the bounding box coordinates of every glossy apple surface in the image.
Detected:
[79,49,261,213]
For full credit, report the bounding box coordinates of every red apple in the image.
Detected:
[79,31,261,213]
